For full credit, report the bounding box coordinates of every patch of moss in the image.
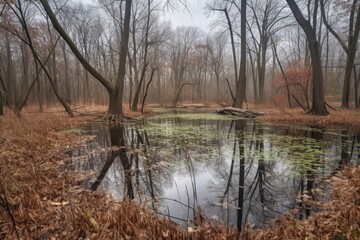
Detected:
[60,128,86,135]
[147,113,240,121]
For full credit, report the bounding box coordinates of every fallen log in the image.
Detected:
[216,107,264,118]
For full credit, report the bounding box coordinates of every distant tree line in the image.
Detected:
[0,0,360,116]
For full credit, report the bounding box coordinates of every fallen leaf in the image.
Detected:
[49,201,69,206]
[188,227,197,233]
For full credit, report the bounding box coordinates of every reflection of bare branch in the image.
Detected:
[0,4,6,17]
[222,139,237,199]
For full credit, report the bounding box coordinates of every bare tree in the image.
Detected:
[206,32,227,102]
[169,26,199,106]
[39,0,132,117]
[286,0,328,115]
[132,0,154,111]
[320,0,360,108]
[233,0,247,108]
[247,0,290,102]
[1,0,74,117]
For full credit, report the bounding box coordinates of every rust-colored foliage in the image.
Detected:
[0,110,238,239]
[272,67,312,110]
[243,167,360,239]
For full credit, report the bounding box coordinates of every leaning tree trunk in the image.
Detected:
[13,1,75,117]
[39,0,131,117]
[286,0,328,115]
[141,67,157,113]
[173,83,195,107]
[131,63,148,111]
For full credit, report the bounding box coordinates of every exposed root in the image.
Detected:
[92,114,138,124]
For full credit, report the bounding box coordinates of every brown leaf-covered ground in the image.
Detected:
[0,105,359,239]
[256,103,360,131]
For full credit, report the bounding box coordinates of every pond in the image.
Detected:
[65,111,360,230]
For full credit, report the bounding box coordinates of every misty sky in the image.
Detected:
[80,0,212,31]
[161,0,211,31]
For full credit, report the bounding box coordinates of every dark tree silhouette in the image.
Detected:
[286,0,328,115]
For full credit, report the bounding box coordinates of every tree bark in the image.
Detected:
[234,0,247,108]
[286,0,328,115]
[141,67,157,113]
[258,38,268,102]
[224,9,239,98]
[110,0,132,115]
[132,63,148,111]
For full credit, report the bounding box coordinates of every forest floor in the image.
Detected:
[0,104,359,239]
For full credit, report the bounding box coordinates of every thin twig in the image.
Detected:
[0,183,20,240]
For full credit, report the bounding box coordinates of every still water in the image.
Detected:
[65,112,359,230]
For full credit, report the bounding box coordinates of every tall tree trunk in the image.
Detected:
[342,44,357,108]
[249,51,258,102]
[132,63,148,111]
[131,0,151,112]
[20,40,29,108]
[286,0,328,115]
[224,9,239,98]
[108,0,132,115]
[258,39,267,102]
[141,67,157,113]
[62,41,71,104]
[5,33,14,106]
[234,0,247,108]
[128,54,133,109]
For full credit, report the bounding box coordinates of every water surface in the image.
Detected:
[65,112,360,230]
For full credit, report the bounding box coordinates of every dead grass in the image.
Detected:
[0,109,238,239]
[0,105,359,239]
[256,105,360,131]
[243,167,360,239]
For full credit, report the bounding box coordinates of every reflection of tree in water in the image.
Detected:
[91,125,134,199]
[208,121,355,232]
[90,124,172,203]
[296,128,324,219]
[72,116,359,230]
[338,130,359,168]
